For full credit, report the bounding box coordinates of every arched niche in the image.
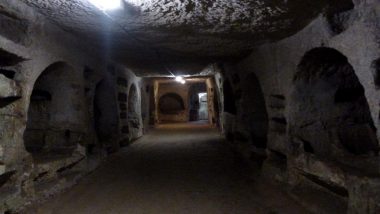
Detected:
[289,47,379,157]
[223,79,237,115]
[127,84,141,139]
[239,73,269,149]
[24,62,84,158]
[213,88,221,127]
[159,93,185,115]
[93,77,119,148]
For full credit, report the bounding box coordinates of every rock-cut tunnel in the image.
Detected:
[0,0,380,213]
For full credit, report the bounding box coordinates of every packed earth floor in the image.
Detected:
[23,123,308,214]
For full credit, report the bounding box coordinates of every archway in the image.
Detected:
[24,62,84,158]
[289,47,378,156]
[223,79,236,115]
[239,73,269,149]
[127,84,141,140]
[93,77,119,149]
[159,93,185,115]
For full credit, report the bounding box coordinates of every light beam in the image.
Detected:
[88,0,122,10]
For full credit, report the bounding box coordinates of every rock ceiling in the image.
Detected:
[22,0,333,76]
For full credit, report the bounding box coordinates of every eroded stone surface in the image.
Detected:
[0,74,20,98]
[0,0,379,213]
[20,0,334,75]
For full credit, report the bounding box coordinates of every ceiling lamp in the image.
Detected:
[88,0,122,10]
[175,76,186,84]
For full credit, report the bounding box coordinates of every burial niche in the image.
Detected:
[289,47,378,156]
[240,73,269,149]
[372,58,380,89]
[159,93,185,115]
[24,62,83,158]
[127,84,140,139]
[223,79,237,114]
[93,77,119,146]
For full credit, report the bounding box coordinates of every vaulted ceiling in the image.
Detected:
[22,0,334,76]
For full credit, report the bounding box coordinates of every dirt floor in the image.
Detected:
[23,123,309,214]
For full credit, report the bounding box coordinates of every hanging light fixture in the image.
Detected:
[175,76,183,82]
[88,0,122,10]
[175,76,186,84]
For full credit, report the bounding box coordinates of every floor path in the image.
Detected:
[26,123,308,214]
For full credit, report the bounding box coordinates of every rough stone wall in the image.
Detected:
[19,0,333,76]
[0,1,145,212]
[114,65,143,146]
[0,1,104,211]
[221,63,269,162]
[140,79,154,133]
[213,70,224,130]
[221,1,380,213]
[205,78,219,126]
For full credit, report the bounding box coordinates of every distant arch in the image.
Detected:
[159,93,185,115]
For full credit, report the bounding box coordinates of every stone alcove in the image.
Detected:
[24,62,85,159]
[223,79,236,115]
[159,93,185,115]
[239,73,269,149]
[127,83,140,140]
[289,47,379,158]
[93,76,119,151]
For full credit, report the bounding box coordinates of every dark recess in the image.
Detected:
[271,117,287,125]
[302,172,349,197]
[0,48,25,66]
[0,69,16,79]
[31,90,52,101]
[372,58,380,89]
[223,80,237,114]
[326,0,354,34]
[0,96,21,108]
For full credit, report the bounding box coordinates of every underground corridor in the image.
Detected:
[25,123,308,214]
[0,0,380,214]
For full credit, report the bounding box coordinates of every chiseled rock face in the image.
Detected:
[0,145,4,174]
[20,0,331,75]
[0,74,20,98]
[0,165,4,175]
[134,0,322,34]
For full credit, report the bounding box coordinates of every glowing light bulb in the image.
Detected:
[88,0,122,10]
[174,76,186,84]
[175,76,184,82]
